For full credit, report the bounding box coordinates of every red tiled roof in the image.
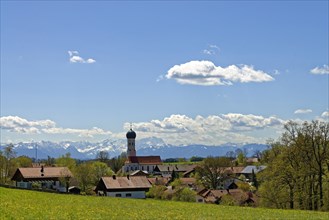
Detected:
[180,178,196,185]
[101,176,151,190]
[12,167,72,180]
[224,167,245,174]
[126,156,162,164]
[147,177,171,185]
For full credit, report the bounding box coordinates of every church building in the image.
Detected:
[122,128,162,174]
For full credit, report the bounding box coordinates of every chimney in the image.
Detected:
[40,165,44,176]
[112,175,116,180]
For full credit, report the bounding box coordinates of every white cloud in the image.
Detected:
[294,109,313,114]
[0,116,111,138]
[0,116,56,134]
[125,113,285,145]
[273,69,280,75]
[203,44,220,55]
[165,60,274,86]
[310,65,329,75]
[203,49,215,55]
[321,111,329,118]
[68,50,96,64]
[86,58,96,64]
[43,127,111,138]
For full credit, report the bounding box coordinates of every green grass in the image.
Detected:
[1,187,328,220]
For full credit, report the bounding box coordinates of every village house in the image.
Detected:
[196,188,258,205]
[130,170,149,177]
[153,164,197,177]
[147,176,171,186]
[11,166,73,192]
[122,128,162,174]
[196,189,228,203]
[241,165,267,180]
[224,166,245,177]
[95,175,151,199]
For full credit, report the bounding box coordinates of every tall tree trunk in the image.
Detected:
[289,185,294,209]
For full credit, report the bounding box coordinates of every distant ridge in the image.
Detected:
[0,138,268,160]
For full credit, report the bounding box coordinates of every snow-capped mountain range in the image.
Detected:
[0,137,268,160]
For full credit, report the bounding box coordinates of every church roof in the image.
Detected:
[126,129,136,139]
[126,156,162,165]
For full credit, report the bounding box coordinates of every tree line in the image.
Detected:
[258,120,329,211]
[0,147,125,195]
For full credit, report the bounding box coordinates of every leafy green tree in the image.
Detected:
[173,187,196,202]
[108,154,126,173]
[259,120,329,211]
[190,156,204,162]
[251,169,258,190]
[93,161,113,184]
[171,169,178,182]
[13,156,32,168]
[196,156,231,189]
[146,185,167,199]
[1,144,16,183]
[0,151,6,184]
[55,153,76,173]
[76,162,95,194]
[96,151,109,163]
[46,156,55,166]
[237,152,246,165]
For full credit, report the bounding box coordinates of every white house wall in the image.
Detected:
[106,191,146,199]
[123,164,157,174]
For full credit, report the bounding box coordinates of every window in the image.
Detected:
[142,166,144,170]
[126,193,132,197]
[115,194,121,197]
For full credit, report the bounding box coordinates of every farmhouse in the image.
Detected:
[95,175,151,199]
[11,166,73,192]
[122,128,162,174]
[153,164,197,177]
[241,165,267,180]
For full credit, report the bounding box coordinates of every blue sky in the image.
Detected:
[1,1,328,145]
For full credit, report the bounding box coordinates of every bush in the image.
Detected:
[173,187,196,202]
[146,185,167,199]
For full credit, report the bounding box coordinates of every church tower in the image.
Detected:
[126,126,136,157]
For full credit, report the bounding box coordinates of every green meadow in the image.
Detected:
[1,187,328,220]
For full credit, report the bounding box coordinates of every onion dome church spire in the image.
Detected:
[126,124,136,157]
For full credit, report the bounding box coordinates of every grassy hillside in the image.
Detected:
[1,187,328,220]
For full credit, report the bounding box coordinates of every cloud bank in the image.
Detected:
[68,50,96,64]
[165,60,274,86]
[294,109,312,114]
[0,116,111,138]
[2,112,327,145]
[310,65,329,75]
[125,113,285,145]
